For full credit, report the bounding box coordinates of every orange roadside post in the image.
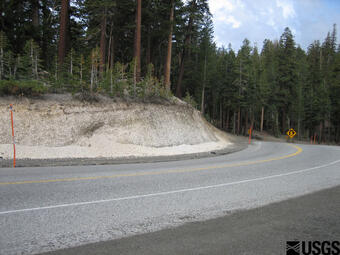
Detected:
[248,127,252,144]
[9,104,16,168]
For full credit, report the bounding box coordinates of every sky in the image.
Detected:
[209,0,340,51]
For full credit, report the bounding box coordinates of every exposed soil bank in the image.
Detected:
[0,94,235,165]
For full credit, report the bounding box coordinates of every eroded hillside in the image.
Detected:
[0,94,231,159]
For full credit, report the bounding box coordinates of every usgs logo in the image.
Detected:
[286,241,340,255]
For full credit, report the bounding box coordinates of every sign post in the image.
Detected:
[286,128,297,141]
[9,104,16,168]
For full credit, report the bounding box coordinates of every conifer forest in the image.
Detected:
[1,0,340,143]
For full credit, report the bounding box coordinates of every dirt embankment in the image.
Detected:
[0,94,232,160]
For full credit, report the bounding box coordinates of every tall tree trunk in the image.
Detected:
[157,43,163,79]
[176,1,195,98]
[233,111,236,134]
[133,0,142,82]
[69,49,73,75]
[100,7,107,73]
[146,26,151,66]
[31,0,41,46]
[0,0,4,29]
[110,38,115,69]
[201,53,207,114]
[176,55,185,97]
[275,111,279,136]
[297,115,301,140]
[57,0,69,66]
[281,109,286,134]
[226,109,230,131]
[106,22,113,71]
[245,110,249,136]
[201,86,205,115]
[41,0,50,68]
[32,0,40,43]
[237,107,241,135]
[30,41,35,77]
[80,55,84,88]
[220,101,223,129]
[0,41,3,79]
[327,114,331,143]
[260,106,264,132]
[319,121,323,144]
[164,0,174,91]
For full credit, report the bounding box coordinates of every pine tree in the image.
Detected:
[0,31,9,80]
[133,0,142,83]
[58,0,70,66]
[175,0,210,98]
[164,0,175,91]
[277,27,297,133]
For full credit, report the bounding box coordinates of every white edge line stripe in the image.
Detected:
[1,159,340,215]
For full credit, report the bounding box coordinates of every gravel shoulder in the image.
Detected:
[0,135,247,168]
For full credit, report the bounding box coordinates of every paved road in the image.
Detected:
[44,185,340,255]
[0,141,339,254]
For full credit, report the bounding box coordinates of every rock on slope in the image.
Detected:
[0,94,231,159]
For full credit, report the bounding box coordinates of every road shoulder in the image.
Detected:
[0,136,248,168]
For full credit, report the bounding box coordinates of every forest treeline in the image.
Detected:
[0,0,340,143]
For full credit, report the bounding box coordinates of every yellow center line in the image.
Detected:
[0,144,303,186]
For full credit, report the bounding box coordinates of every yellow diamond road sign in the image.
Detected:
[287,128,297,138]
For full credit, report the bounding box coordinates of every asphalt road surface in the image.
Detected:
[43,185,340,255]
[0,141,340,254]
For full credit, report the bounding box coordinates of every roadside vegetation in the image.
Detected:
[0,0,339,143]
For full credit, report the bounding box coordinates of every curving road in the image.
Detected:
[0,141,340,254]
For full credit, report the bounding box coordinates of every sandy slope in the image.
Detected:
[0,94,231,159]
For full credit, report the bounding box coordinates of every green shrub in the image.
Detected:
[183,92,197,108]
[0,79,47,96]
[135,64,173,100]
